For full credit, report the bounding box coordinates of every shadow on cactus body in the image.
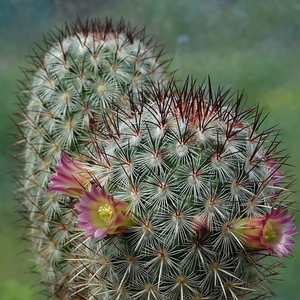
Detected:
[14,19,297,300]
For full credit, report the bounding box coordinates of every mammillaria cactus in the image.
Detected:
[15,18,169,298]
[46,79,296,299]
[15,18,297,300]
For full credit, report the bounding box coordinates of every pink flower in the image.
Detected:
[74,185,132,239]
[230,206,297,257]
[47,151,94,197]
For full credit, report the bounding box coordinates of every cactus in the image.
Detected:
[15,18,297,300]
[46,79,296,299]
[15,18,169,298]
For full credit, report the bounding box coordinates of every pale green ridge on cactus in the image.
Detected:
[57,79,295,299]
[15,18,170,299]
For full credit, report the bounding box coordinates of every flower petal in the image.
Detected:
[94,228,110,239]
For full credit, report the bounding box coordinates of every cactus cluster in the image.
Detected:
[15,19,297,300]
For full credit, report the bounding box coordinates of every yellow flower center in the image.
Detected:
[263,221,277,241]
[98,204,113,221]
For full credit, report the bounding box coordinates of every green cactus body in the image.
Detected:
[16,19,169,298]
[57,80,294,299]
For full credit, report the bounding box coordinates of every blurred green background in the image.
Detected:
[0,0,299,299]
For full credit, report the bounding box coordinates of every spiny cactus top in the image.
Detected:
[21,18,169,163]
[47,79,296,299]
[15,18,297,300]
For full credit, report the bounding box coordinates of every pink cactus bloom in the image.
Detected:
[74,185,131,239]
[231,206,297,257]
[47,151,94,197]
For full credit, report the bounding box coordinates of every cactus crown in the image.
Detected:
[64,78,293,299]
[14,18,296,300]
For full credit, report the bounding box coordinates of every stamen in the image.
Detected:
[263,221,276,240]
[98,204,113,220]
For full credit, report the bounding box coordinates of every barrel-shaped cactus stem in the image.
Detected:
[45,78,296,299]
[14,18,170,299]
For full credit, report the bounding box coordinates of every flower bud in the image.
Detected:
[47,151,94,197]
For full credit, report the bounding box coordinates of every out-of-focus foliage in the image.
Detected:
[0,0,299,299]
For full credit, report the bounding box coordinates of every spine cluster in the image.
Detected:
[14,19,296,300]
